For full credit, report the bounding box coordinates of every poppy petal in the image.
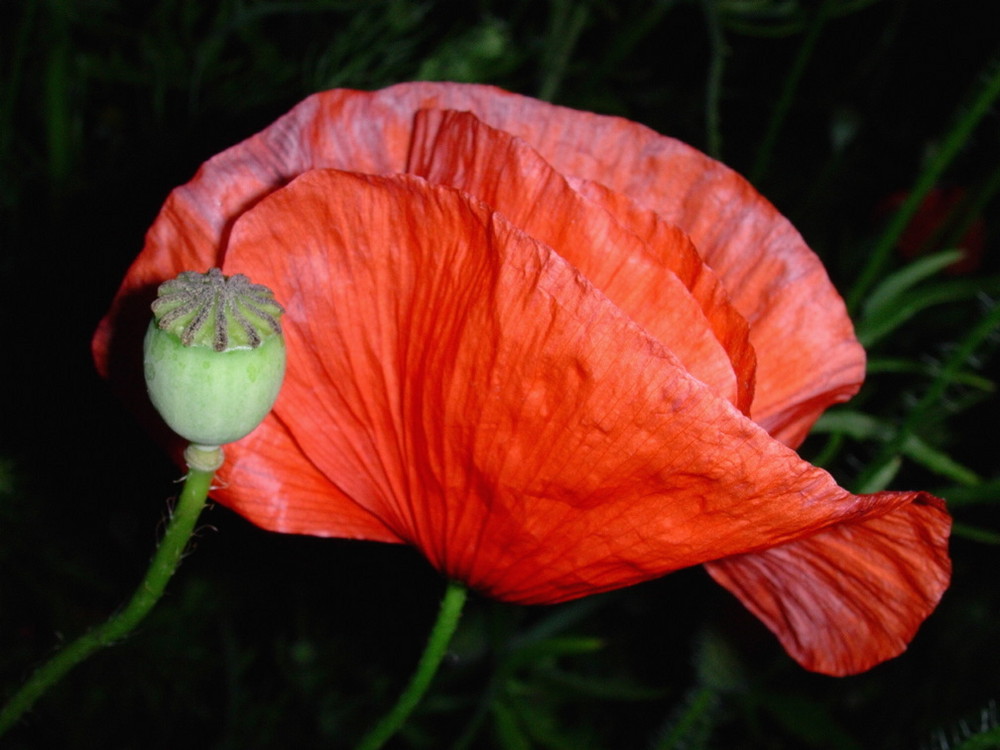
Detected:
[407,108,751,411]
[219,167,931,605]
[499,119,865,448]
[704,493,951,675]
[218,410,405,543]
[568,177,758,414]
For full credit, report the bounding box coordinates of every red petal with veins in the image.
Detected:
[407,108,755,412]
[706,494,950,675]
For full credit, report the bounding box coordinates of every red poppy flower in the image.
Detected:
[92,83,950,676]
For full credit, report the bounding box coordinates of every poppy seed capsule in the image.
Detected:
[143,268,286,447]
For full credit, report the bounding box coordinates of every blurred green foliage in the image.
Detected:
[2,0,999,748]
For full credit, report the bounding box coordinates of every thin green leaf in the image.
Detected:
[951,522,1000,545]
[866,357,995,391]
[502,690,596,750]
[857,278,987,347]
[900,435,981,486]
[749,0,834,183]
[862,249,965,322]
[930,478,1000,507]
[492,699,533,750]
[808,431,846,469]
[812,410,887,441]
[701,0,728,159]
[856,455,902,493]
[813,411,980,484]
[855,297,1000,492]
[649,687,718,750]
[537,0,591,102]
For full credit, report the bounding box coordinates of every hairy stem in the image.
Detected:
[0,445,219,736]
[356,580,468,750]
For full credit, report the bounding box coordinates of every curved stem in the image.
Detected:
[701,0,727,160]
[0,445,219,737]
[356,580,468,750]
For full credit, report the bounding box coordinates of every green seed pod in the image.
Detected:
[143,268,286,448]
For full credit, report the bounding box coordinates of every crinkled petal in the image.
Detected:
[220,168,925,604]
[407,108,750,411]
[218,410,404,543]
[489,109,865,447]
[705,494,951,675]
[567,177,758,414]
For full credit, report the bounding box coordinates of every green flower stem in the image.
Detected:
[356,580,468,750]
[847,56,1000,314]
[0,445,220,737]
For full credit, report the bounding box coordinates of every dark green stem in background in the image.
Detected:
[854,299,1000,493]
[750,0,835,184]
[355,580,468,750]
[701,0,727,160]
[934,163,1000,256]
[44,0,73,195]
[586,0,677,89]
[650,686,718,750]
[0,446,219,737]
[538,0,590,102]
[847,56,1000,314]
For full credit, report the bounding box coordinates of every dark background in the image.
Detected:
[2,1,998,748]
